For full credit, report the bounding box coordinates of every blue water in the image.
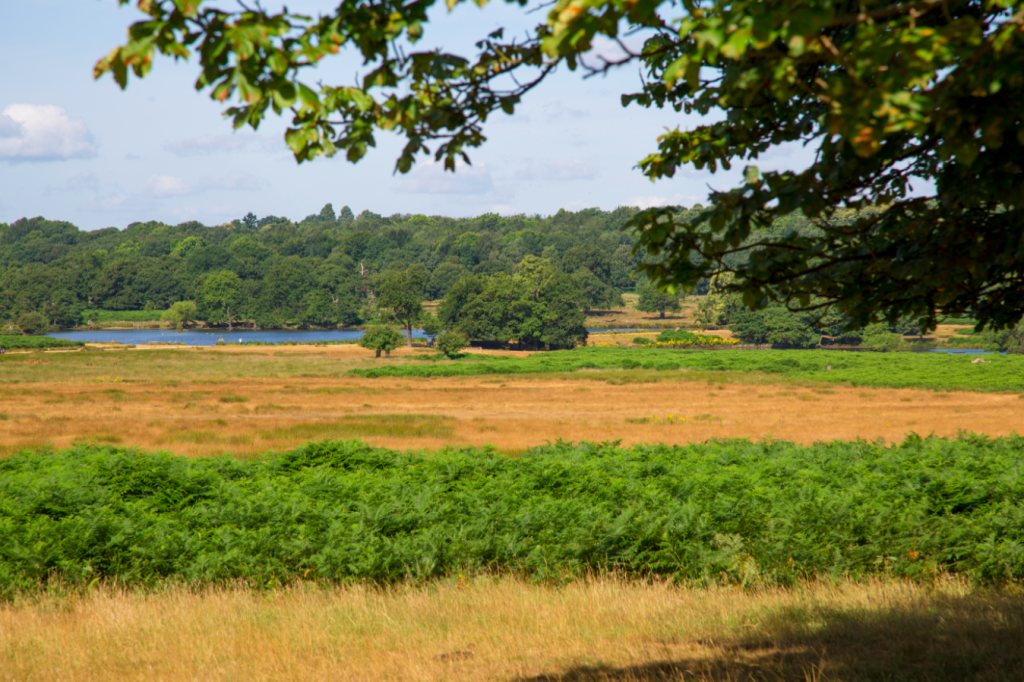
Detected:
[46,329,425,346]
[47,328,640,346]
[923,348,992,354]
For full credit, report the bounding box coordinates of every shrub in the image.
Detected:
[15,312,47,335]
[861,323,902,351]
[436,330,469,358]
[162,301,197,329]
[359,325,403,357]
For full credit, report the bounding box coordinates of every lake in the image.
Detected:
[46,329,426,346]
[46,328,636,346]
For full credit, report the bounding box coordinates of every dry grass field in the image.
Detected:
[4,342,1024,681]
[583,293,701,329]
[1,344,1022,457]
[3,576,1022,682]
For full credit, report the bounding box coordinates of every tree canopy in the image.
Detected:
[0,209,637,329]
[97,0,1024,331]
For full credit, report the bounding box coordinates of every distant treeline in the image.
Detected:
[0,204,827,331]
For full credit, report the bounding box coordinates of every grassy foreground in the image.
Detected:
[4,577,1023,682]
[353,347,1024,392]
[3,435,1023,597]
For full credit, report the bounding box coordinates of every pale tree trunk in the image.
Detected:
[407,324,414,347]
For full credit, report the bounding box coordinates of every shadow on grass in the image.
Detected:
[518,591,1024,681]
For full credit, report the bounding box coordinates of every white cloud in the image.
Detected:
[145,174,195,197]
[0,104,97,161]
[399,161,495,195]
[623,193,700,209]
[517,158,597,182]
[0,114,21,138]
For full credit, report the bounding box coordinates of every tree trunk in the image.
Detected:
[385,349,391,357]
[375,349,381,358]
[227,307,233,331]
[660,310,665,319]
[407,324,413,347]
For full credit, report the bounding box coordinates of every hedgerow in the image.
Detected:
[354,347,1024,392]
[1,435,1023,597]
[0,335,84,350]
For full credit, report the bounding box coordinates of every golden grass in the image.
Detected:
[5,346,1024,680]
[3,353,1024,456]
[2,577,1021,681]
[583,293,701,329]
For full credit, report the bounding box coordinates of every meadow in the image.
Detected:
[354,346,1024,392]
[3,342,1024,681]
[3,344,1024,456]
[4,576,1023,681]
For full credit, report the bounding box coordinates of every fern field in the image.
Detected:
[2,435,1023,597]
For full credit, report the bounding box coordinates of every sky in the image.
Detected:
[0,0,804,231]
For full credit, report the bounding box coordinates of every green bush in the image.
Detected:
[436,330,469,357]
[861,323,902,351]
[0,335,83,350]
[1,434,1023,596]
[15,312,47,335]
[359,325,403,357]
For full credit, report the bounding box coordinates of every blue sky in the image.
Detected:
[0,0,793,230]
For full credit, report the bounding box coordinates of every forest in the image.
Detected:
[5,204,1018,353]
[0,204,825,329]
[0,205,641,328]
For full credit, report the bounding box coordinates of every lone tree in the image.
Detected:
[376,267,428,347]
[162,301,197,329]
[636,279,681,319]
[97,1,1024,331]
[197,270,242,330]
[359,325,403,358]
[16,312,47,336]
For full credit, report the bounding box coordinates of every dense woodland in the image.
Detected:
[0,204,836,322]
[0,205,655,330]
[6,204,1012,352]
